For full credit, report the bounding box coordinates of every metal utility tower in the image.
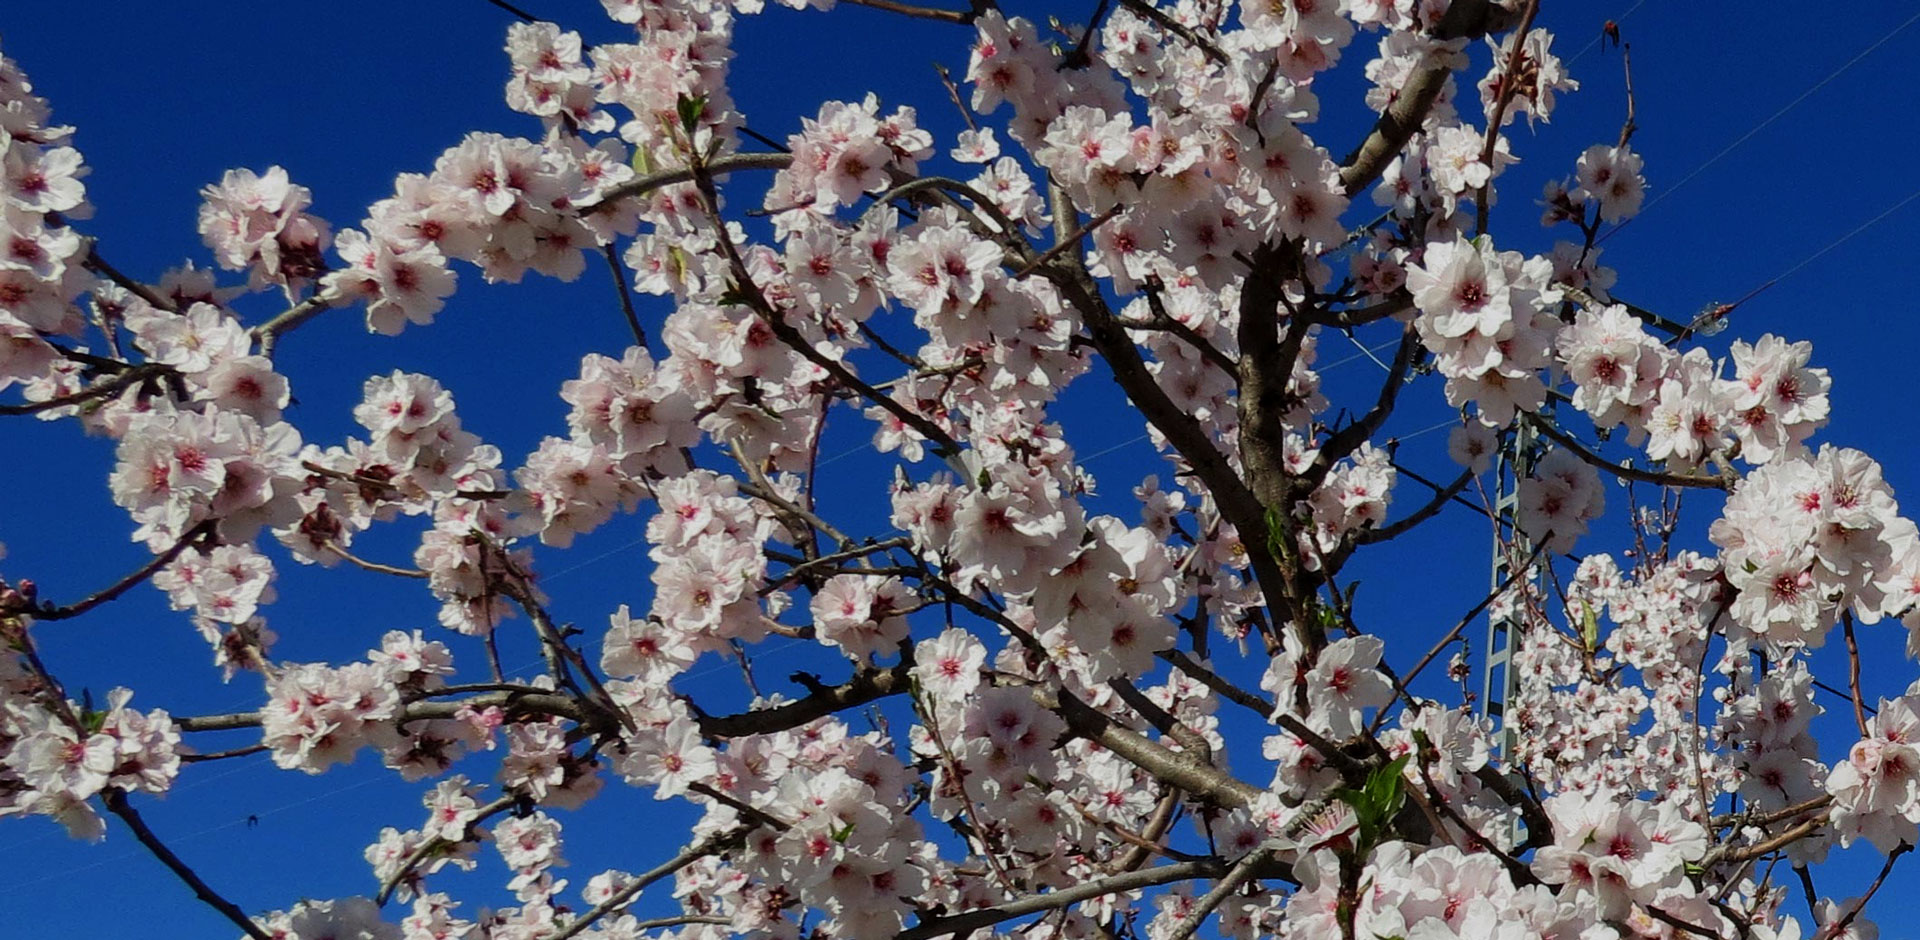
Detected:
[1479,422,1538,761]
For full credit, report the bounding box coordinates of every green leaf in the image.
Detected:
[1264,505,1287,560]
[831,821,855,844]
[676,94,706,137]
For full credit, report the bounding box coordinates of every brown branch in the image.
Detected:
[1337,0,1514,197]
[1156,649,1273,718]
[1844,612,1870,738]
[688,155,965,464]
[1386,540,1540,719]
[1337,54,1448,197]
[177,689,596,734]
[102,788,273,940]
[179,744,269,763]
[1050,686,1284,807]
[376,794,518,905]
[897,859,1231,940]
[1165,847,1275,940]
[83,243,178,313]
[1118,0,1226,64]
[1116,786,1184,871]
[1358,467,1473,545]
[1011,203,1122,279]
[762,537,912,595]
[1108,676,1210,761]
[582,152,795,215]
[1322,294,1413,328]
[1048,189,1287,633]
[698,660,912,737]
[0,361,175,417]
[18,520,214,621]
[1707,812,1830,867]
[839,0,973,23]
[325,541,430,579]
[1713,794,1833,831]
[1472,765,1553,851]
[483,0,540,24]
[603,243,649,350]
[1473,0,1541,233]
[1617,42,1639,149]
[1822,842,1909,939]
[547,828,753,940]
[1528,417,1732,491]
[250,290,344,356]
[1060,0,1117,69]
[1302,322,1419,489]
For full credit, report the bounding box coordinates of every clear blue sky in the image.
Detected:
[3,1,1920,936]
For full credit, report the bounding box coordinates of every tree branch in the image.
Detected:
[897,859,1231,940]
[1528,417,1732,491]
[548,828,752,940]
[1337,0,1514,197]
[14,520,213,621]
[102,788,273,940]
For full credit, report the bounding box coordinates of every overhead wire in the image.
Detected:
[1600,7,1920,245]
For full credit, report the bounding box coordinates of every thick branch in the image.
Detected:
[1336,0,1514,197]
[176,689,595,734]
[697,661,913,737]
[1050,687,1267,809]
[250,290,343,356]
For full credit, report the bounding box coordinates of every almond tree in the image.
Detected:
[0,2,1908,939]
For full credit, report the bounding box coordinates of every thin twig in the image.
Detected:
[484,0,540,23]
[838,0,973,22]
[83,244,177,312]
[1843,612,1870,737]
[102,788,273,940]
[897,859,1230,940]
[1375,541,1542,733]
[179,744,270,763]
[1823,842,1909,939]
[0,362,175,417]
[1164,848,1274,940]
[376,795,518,905]
[19,521,214,621]
[584,153,795,215]
[1117,0,1226,64]
[325,541,431,579]
[1012,204,1122,279]
[546,829,752,940]
[1528,417,1731,491]
[603,242,649,351]
[1473,0,1541,234]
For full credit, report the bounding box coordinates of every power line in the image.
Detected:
[1602,7,1920,244]
[1562,0,1648,67]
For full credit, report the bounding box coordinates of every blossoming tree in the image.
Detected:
[0,1,1909,938]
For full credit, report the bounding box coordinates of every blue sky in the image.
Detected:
[3,1,1920,936]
